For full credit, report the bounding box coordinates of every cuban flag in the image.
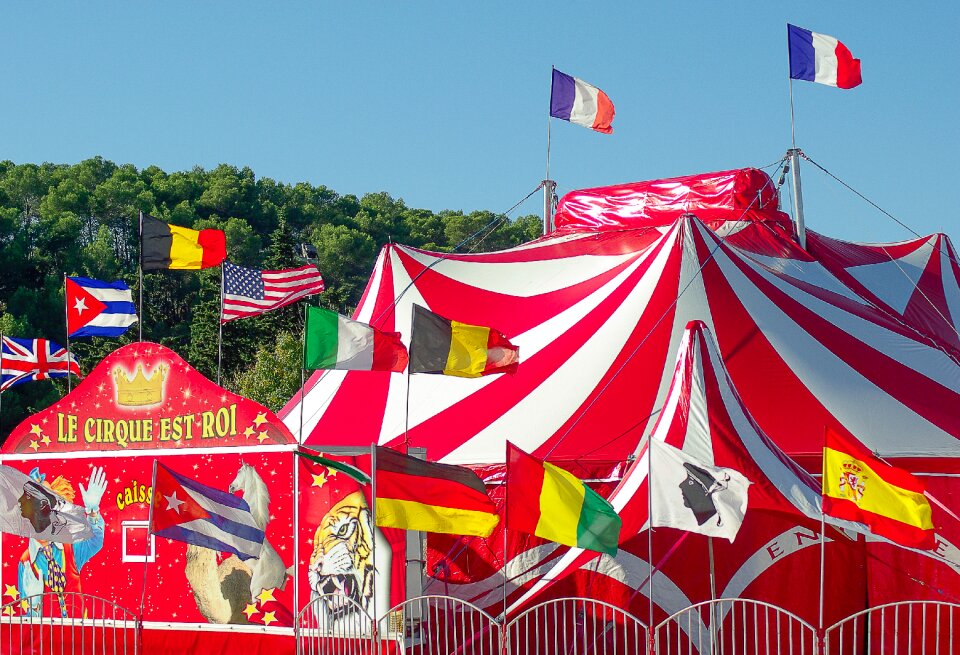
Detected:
[550,68,615,134]
[0,337,81,392]
[66,276,138,338]
[150,462,265,560]
[788,24,862,89]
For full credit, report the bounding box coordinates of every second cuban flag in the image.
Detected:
[66,276,138,338]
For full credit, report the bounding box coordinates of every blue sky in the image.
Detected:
[5,3,958,243]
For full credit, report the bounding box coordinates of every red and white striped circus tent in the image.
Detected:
[279,166,960,621]
[282,167,960,470]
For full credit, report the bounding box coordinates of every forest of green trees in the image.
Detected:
[0,158,541,436]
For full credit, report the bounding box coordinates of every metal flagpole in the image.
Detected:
[138,211,144,343]
[139,459,158,621]
[370,442,379,638]
[502,461,509,622]
[708,537,718,655]
[0,330,4,429]
[544,67,554,236]
[404,305,413,449]
[216,265,224,385]
[64,273,72,393]
[818,442,827,635]
[299,306,305,441]
[647,438,655,653]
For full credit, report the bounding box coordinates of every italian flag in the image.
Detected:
[304,306,408,372]
[505,442,621,555]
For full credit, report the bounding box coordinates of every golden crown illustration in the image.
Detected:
[113,363,168,407]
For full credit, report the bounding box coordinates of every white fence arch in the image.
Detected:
[296,593,376,655]
[379,594,502,655]
[0,592,140,655]
[504,597,648,655]
[824,600,960,655]
[655,598,817,655]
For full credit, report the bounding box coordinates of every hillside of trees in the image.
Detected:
[0,158,541,436]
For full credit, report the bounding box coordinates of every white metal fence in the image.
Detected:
[824,600,960,655]
[0,592,140,655]
[3,592,956,654]
[505,597,648,655]
[654,598,816,655]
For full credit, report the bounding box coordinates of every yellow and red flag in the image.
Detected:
[374,447,499,537]
[822,428,935,549]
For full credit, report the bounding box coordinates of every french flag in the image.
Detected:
[788,24,862,89]
[66,276,138,339]
[550,68,615,134]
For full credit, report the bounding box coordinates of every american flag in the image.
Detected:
[1,337,81,392]
[221,262,325,323]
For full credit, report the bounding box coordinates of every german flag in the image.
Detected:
[409,304,519,378]
[823,427,935,549]
[374,446,499,537]
[141,214,227,271]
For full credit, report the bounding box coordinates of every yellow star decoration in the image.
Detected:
[257,431,269,444]
[40,434,51,447]
[3,606,14,616]
[256,588,276,604]
[326,468,339,479]
[29,424,42,436]
[29,441,39,452]
[242,603,259,619]
[253,413,268,427]
[19,600,29,611]
[262,611,277,626]
[311,472,327,488]
[243,426,255,438]
[3,584,19,601]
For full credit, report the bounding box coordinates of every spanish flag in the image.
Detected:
[823,428,935,549]
[141,214,227,271]
[409,304,519,378]
[506,442,621,555]
[374,447,499,537]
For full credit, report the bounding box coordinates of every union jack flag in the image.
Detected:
[0,337,81,392]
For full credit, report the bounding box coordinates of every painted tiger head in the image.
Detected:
[309,491,375,617]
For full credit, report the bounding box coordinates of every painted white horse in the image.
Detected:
[228,463,291,597]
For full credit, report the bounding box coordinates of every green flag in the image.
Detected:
[303,306,408,372]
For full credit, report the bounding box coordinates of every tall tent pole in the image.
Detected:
[216,265,224,386]
[64,273,72,393]
[138,211,144,343]
[788,148,807,250]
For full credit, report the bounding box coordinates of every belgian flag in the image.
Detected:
[409,304,519,378]
[141,214,227,271]
[374,447,499,537]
